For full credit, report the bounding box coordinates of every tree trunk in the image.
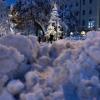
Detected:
[34,19,45,36]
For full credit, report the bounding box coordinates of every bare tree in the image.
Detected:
[9,0,52,35]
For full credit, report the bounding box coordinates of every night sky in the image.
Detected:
[6,0,16,5]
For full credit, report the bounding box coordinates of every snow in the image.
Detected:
[0,44,24,74]
[50,91,64,100]
[49,39,67,59]
[0,31,100,99]
[86,31,100,40]
[39,43,51,57]
[25,71,39,89]
[38,56,52,67]
[28,35,40,59]
[7,80,24,95]
[20,92,45,100]
[0,89,15,100]
[84,38,100,64]
[0,34,39,62]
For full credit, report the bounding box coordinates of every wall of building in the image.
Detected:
[66,0,100,30]
[80,0,97,29]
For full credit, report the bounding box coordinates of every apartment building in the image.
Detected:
[67,0,100,30]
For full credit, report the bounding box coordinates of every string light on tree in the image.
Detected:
[46,3,63,40]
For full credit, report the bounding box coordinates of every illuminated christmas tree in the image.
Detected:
[46,3,63,40]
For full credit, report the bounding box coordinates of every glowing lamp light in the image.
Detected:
[81,31,86,35]
[70,32,73,35]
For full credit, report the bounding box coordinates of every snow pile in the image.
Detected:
[0,31,100,100]
[0,44,24,74]
[0,34,66,100]
[86,31,100,40]
[0,89,15,100]
[0,35,39,62]
[38,56,52,67]
[7,80,24,95]
[39,43,51,57]
[49,39,67,59]
[53,31,100,99]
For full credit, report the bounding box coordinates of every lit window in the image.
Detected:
[88,20,95,28]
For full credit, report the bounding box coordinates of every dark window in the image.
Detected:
[89,19,92,21]
[75,11,79,16]
[83,10,85,15]
[89,9,92,15]
[70,4,73,8]
[76,2,79,7]
[83,0,85,5]
[89,0,93,4]
[82,20,85,26]
[1,15,2,18]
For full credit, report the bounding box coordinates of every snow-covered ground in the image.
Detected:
[0,31,100,100]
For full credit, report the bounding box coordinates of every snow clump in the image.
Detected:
[0,31,100,100]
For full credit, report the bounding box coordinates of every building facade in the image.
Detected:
[67,0,100,30]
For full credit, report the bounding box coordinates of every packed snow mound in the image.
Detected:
[49,39,84,60]
[39,43,51,57]
[38,56,52,67]
[86,31,100,40]
[20,92,45,100]
[0,89,15,100]
[28,35,40,58]
[0,31,100,100]
[53,31,100,99]
[0,44,24,92]
[7,80,24,95]
[0,44,24,74]
[49,39,67,59]
[25,71,40,88]
[0,34,39,62]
